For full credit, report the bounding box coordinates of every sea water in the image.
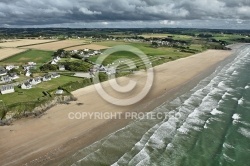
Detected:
[62,45,250,166]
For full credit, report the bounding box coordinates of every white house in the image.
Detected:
[5,65,14,71]
[99,65,107,72]
[51,60,57,65]
[21,82,32,89]
[93,51,100,55]
[23,65,36,71]
[25,70,32,77]
[0,67,7,76]
[28,62,37,66]
[72,50,78,54]
[29,77,41,85]
[8,65,18,70]
[1,76,12,83]
[42,75,51,82]
[50,73,60,79]
[23,66,30,71]
[55,89,64,95]
[0,84,15,94]
[55,56,61,61]
[59,65,65,71]
[9,73,19,80]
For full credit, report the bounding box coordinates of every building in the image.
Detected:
[1,76,12,83]
[9,73,19,80]
[54,56,61,61]
[0,84,15,94]
[5,65,19,71]
[51,60,57,65]
[0,67,7,76]
[28,62,37,66]
[5,65,14,71]
[25,70,31,77]
[23,65,36,71]
[29,77,41,85]
[42,74,51,82]
[21,82,32,89]
[50,73,60,79]
[55,89,64,95]
[59,65,65,71]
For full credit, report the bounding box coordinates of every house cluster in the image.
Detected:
[23,62,37,77]
[50,56,61,65]
[0,73,60,94]
[0,66,19,84]
[70,49,102,59]
[5,64,19,71]
[21,73,60,90]
[89,64,116,76]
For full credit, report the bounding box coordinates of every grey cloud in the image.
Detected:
[0,0,250,27]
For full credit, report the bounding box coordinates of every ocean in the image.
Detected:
[62,45,250,166]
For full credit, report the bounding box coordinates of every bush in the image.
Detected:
[40,64,58,71]
[63,62,90,72]
[60,79,92,92]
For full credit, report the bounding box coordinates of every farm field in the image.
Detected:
[139,33,194,41]
[95,41,191,56]
[94,41,129,47]
[65,44,110,51]
[0,49,53,65]
[0,48,27,61]
[23,40,86,51]
[139,33,170,38]
[0,39,56,47]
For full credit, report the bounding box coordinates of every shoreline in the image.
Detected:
[0,49,235,166]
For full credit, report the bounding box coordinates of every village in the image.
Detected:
[0,47,108,95]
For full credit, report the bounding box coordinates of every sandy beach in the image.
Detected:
[0,50,233,166]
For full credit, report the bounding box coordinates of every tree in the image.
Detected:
[152,42,158,48]
[40,64,58,71]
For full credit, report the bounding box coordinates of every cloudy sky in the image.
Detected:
[0,0,250,29]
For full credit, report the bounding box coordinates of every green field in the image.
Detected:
[96,41,191,56]
[0,49,53,65]
[0,75,83,105]
[212,34,246,43]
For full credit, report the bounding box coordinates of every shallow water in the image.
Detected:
[63,45,250,166]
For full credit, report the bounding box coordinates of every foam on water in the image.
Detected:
[223,143,235,149]
[222,92,232,99]
[211,108,224,115]
[232,71,239,76]
[177,126,190,134]
[66,45,250,166]
[127,148,150,166]
[238,97,244,105]
[232,114,241,120]
[238,127,250,139]
[223,153,236,163]
[245,85,250,89]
